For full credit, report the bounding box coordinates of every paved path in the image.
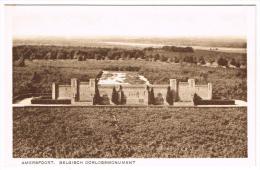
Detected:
[12,103,247,108]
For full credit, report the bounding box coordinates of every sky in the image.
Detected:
[9,5,249,38]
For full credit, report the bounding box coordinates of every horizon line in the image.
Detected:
[13,35,247,40]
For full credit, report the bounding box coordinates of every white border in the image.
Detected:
[0,1,259,170]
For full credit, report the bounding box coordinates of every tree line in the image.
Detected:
[13,45,194,61]
[13,45,245,68]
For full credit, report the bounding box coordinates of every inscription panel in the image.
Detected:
[58,86,71,99]
[178,84,191,101]
[79,84,92,101]
[195,85,209,99]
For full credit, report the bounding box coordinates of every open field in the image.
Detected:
[13,59,247,101]
[14,37,247,49]
[13,107,247,158]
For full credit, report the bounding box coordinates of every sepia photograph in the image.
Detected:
[10,5,249,159]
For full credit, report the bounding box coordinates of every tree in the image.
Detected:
[93,79,101,105]
[77,55,83,61]
[160,55,168,62]
[193,93,202,106]
[121,90,127,105]
[45,52,51,60]
[16,56,25,67]
[230,58,237,66]
[174,57,180,63]
[148,87,155,105]
[154,54,160,61]
[235,60,241,68]
[100,94,110,105]
[31,72,41,83]
[183,56,195,63]
[29,53,35,61]
[154,93,164,105]
[200,73,208,82]
[199,56,206,65]
[230,58,241,67]
[209,58,215,64]
[56,51,64,59]
[51,51,57,60]
[218,57,228,67]
[166,86,173,105]
[96,71,103,79]
[169,57,174,63]
[119,85,126,105]
[112,86,118,105]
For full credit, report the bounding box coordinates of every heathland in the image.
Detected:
[13,107,247,158]
[13,59,247,101]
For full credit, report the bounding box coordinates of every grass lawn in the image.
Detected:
[13,107,247,158]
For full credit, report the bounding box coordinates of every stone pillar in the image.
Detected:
[52,83,58,100]
[170,79,177,91]
[188,79,195,101]
[208,83,212,99]
[71,78,79,103]
[89,79,96,89]
[89,79,96,104]
[144,86,149,105]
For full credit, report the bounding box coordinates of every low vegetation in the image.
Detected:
[13,107,247,158]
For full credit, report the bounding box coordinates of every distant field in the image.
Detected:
[13,37,247,49]
[13,59,247,101]
[13,107,247,158]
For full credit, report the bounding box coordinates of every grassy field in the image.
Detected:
[13,107,247,158]
[13,59,247,100]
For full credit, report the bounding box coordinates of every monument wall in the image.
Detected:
[52,78,212,105]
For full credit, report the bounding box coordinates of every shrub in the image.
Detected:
[31,72,41,83]
[174,57,180,63]
[112,86,127,105]
[119,86,126,105]
[93,79,102,105]
[218,57,228,67]
[31,99,71,104]
[154,93,164,105]
[230,58,237,66]
[111,86,118,105]
[147,86,155,105]
[162,46,194,52]
[100,94,110,105]
[96,71,103,79]
[77,55,83,61]
[195,100,235,105]
[199,56,206,65]
[121,91,127,105]
[166,86,174,105]
[193,93,202,105]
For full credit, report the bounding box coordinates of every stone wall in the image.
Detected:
[52,78,212,105]
[58,85,72,99]
[99,85,147,105]
[52,83,71,100]
[152,85,169,105]
[79,82,94,102]
[195,84,212,100]
[178,82,191,101]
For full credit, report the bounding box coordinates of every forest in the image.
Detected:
[13,45,246,68]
